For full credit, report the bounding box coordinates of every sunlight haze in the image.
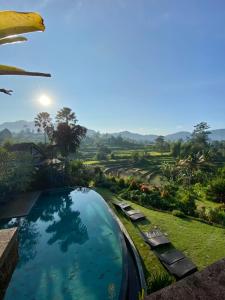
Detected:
[1,0,225,134]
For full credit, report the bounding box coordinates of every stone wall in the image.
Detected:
[0,228,18,300]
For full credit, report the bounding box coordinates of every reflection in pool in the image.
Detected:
[4,188,125,300]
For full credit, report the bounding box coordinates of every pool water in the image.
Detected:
[4,188,125,300]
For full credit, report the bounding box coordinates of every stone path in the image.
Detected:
[0,228,18,299]
[145,258,225,300]
[0,191,41,220]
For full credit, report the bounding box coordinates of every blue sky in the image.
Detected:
[1,0,225,134]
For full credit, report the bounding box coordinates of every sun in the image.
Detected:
[38,94,51,106]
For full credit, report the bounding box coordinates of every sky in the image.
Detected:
[1,0,225,134]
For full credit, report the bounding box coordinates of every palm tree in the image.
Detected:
[56,107,77,125]
[34,112,53,144]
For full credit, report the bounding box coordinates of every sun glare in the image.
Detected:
[38,94,52,106]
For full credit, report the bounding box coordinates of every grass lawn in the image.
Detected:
[96,188,225,292]
[83,160,100,165]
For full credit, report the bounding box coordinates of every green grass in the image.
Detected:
[83,160,100,165]
[96,188,225,292]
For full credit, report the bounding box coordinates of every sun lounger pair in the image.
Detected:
[113,201,145,222]
[141,229,197,279]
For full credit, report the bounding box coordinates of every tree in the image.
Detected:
[53,107,86,158]
[132,151,140,162]
[34,112,53,144]
[0,11,51,95]
[171,140,182,158]
[207,167,225,203]
[191,122,211,152]
[56,107,76,125]
[53,123,87,158]
[177,188,197,216]
[0,128,12,144]
[155,136,166,153]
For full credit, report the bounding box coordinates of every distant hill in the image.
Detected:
[210,129,225,141]
[165,131,191,141]
[0,121,225,142]
[165,129,225,142]
[0,120,35,133]
[109,131,158,143]
[87,129,225,142]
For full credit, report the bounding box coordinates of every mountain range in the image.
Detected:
[0,120,225,142]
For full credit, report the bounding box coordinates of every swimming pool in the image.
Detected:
[3,188,128,300]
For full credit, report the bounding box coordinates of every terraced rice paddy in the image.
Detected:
[83,148,174,186]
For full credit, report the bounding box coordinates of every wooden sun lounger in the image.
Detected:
[157,248,185,265]
[161,256,197,279]
[122,208,145,222]
[124,209,140,216]
[112,201,131,210]
[141,229,170,248]
[112,201,146,221]
[156,248,197,279]
[128,213,146,222]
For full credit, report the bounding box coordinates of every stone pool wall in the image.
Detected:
[0,228,18,299]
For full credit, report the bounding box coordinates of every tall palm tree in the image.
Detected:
[34,112,53,144]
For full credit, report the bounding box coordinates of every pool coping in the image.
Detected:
[111,206,147,296]
[97,188,147,298]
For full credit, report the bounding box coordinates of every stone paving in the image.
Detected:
[0,191,41,220]
[145,258,225,300]
[0,228,18,299]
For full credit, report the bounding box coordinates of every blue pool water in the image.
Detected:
[4,188,125,300]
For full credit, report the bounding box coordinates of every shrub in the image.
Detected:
[196,206,225,226]
[128,180,139,191]
[119,190,130,199]
[206,207,225,226]
[118,177,126,189]
[207,178,225,203]
[197,206,207,220]
[172,210,186,218]
[193,183,207,201]
[140,184,150,193]
[68,160,91,186]
[176,188,197,216]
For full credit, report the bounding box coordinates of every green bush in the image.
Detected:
[176,188,197,216]
[68,160,91,186]
[207,178,225,203]
[197,206,225,227]
[172,210,186,218]
[117,177,126,189]
[128,180,139,191]
[206,207,225,226]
